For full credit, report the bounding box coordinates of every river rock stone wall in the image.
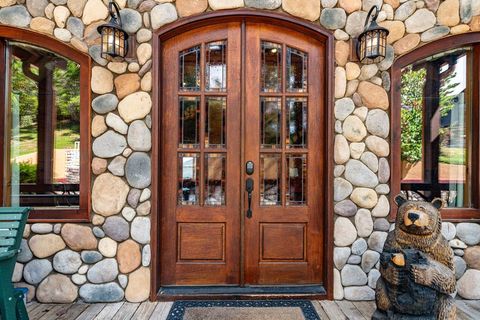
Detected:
[0,0,479,303]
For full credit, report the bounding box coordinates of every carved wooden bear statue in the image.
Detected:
[373,195,456,320]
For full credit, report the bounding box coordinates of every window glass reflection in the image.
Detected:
[261,41,282,92]
[261,97,281,148]
[179,96,200,148]
[205,97,226,148]
[179,45,200,91]
[205,153,226,206]
[178,153,200,205]
[260,154,281,206]
[287,154,306,205]
[206,41,227,91]
[287,47,307,92]
[286,98,307,148]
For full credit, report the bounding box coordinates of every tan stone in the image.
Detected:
[71,37,88,53]
[345,62,360,80]
[98,237,117,258]
[350,188,378,209]
[125,267,150,302]
[61,224,97,251]
[338,0,361,14]
[343,115,367,142]
[384,0,400,9]
[82,0,109,25]
[92,157,107,175]
[282,0,320,21]
[118,92,152,123]
[464,246,480,269]
[45,3,55,19]
[54,6,70,28]
[208,0,244,10]
[335,40,349,66]
[451,24,470,35]
[176,0,208,17]
[393,34,420,55]
[68,0,88,17]
[0,0,15,6]
[379,21,405,44]
[137,43,152,66]
[92,115,107,138]
[92,173,130,216]
[92,214,105,226]
[91,66,113,94]
[29,234,66,258]
[115,74,141,99]
[108,62,128,74]
[84,21,104,46]
[30,17,55,35]
[357,81,388,110]
[437,0,459,27]
[470,16,480,32]
[335,67,346,99]
[36,274,78,303]
[118,239,141,273]
[365,136,390,157]
[141,72,152,92]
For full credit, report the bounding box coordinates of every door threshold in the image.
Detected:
[157,285,327,300]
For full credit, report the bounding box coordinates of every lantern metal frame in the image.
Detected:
[356,5,389,64]
[97,0,129,59]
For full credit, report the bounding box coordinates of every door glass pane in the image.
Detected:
[178,153,199,205]
[179,96,200,148]
[287,154,306,205]
[179,45,200,91]
[286,98,307,148]
[261,97,281,148]
[205,97,226,148]
[261,41,282,92]
[260,154,281,206]
[206,41,227,91]
[205,153,226,206]
[287,47,308,92]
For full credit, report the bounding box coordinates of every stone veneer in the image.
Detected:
[1,0,480,303]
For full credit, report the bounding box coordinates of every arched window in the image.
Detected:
[0,27,91,221]
[391,33,480,219]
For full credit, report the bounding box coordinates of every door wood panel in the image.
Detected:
[160,21,325,287]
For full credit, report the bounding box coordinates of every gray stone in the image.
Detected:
[0,5,31,27]
[372,195,390,218]
[381,71,390,92]
[362,0,382,11]
[139,60,152,77]
[118,274,128,288]
[103,216,130,242]
[106,113,128,134]
[394,1,416,20]
[405,9,436,33]
[72,274,87,285]
[368,232,388,253]
[127,188,141,208]
[361,250,380,272]
[142,244,151,266]
[12,263,23,282]
[449,239,467,249]
[355,209,374,238]
[89,45,108,67]
[244,0,281,9]
[93,131,127,158]
[122,207,136,222]
[460,0,472,23]
[320,8,346,30]
[87,258,119,284]
[334,165,345,177]
[368,269,381,288]
[454,249,464,256]
[79,283,124,302]
[333,268,344,300]
[373,218,390,231]
[119,9,142,34]
[456,223,480,245]
[81,251,102,264]
[334,98,354,121]
[345,160,378,188]
[334,178,353,202]
[127,0,142,9]
[53,250,82,274]
[360,152,378,173]
[126,152,151,189]
[51,0,67,4]
[23,259,52,285]
[31,223,53,234]
[92,94,119,114]
[66,17,84,38]
[375,184,390,195]
[150,3,177,29]
[322,0,337,7]
[352,238,368,255]
[425,0,440,11]
[421,26,450,42]
[457,269,480,299]
[366,110,389,138]
[454,256,467,279]
[26,0,48,17]
[108,156,126,176]
[344,286,375,300]
[140,188,151,202]
[92,227,105,238]
[18,239,33,263]
[131,217,151,244]
[128,120,151,151]
[358,64,378,81]
[441,222,456,241]
[378,158,390,184]
[54,28,72,42]
[347,255,361,264]
[334,247,351,270]
[334,217,357,247]
[378,45,394,71]
[341,265,367,286]
[334,200,357,217]
[345,11,367,38]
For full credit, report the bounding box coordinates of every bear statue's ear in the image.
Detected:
[431,198,444,210]
[394,194,407,207]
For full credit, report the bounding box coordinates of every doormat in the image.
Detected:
[166,300,320,320]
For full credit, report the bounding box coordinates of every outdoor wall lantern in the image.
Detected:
[356,5,389,64]
[97,0,128,59]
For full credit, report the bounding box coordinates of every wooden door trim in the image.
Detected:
[151,10,335,301]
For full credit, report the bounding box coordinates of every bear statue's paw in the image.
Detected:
[410,263,431,286]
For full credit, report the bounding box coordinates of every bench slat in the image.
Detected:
[0,230,16,237]
[0,238,15,246]
[0,221,20,229]
[0,213,24,221]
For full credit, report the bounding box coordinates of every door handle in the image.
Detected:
[246,178,254,218]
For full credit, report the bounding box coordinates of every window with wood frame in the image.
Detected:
[392,35,480,220]
[0,28,90,221]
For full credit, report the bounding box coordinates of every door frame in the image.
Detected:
[151,9,335,301]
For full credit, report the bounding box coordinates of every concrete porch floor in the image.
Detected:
[25,299,480,320]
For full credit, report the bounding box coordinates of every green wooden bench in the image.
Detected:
[0,207,30,320]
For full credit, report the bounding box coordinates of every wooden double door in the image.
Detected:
[160,21,325,287]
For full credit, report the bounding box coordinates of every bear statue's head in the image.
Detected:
[394,194,444,237]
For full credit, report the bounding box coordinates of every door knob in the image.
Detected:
[246,178,254,218]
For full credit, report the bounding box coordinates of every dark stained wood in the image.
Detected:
[390,33,480,221]
[0,26,91,222]
[0,39,5,206]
